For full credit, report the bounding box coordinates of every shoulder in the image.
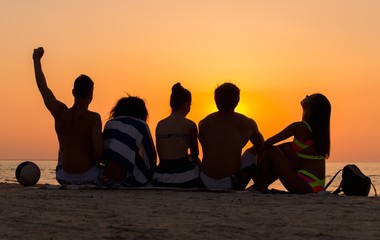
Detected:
[185,118,198,134]
[184,118,197,127]
[202,112,217,119]
[87,110,101,118]
[237,112,254,121]
[287,121,311,136]
[157,115,170,123]
[156,118,167,128]
[201,112,221,121]
[234,112,257,126]
[48,100,68,117]
[199,116,215,130]
[199,113,216,126]
[84,111,102,124]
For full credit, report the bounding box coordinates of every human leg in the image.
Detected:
[252,147,279,191]
[296,170,325,193]
[269,147,312,193]
[254,146,312,193]
[231,149,257,190]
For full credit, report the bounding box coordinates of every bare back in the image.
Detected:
[33,47,103,175]
[54,106,102,173]
[199,111,263,179]
[156,114,198,160]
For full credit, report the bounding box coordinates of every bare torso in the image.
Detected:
[54,105,102,174]
[199,111,263,179]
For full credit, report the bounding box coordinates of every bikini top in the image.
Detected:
[156,133,191,145]
[292,121,325,160]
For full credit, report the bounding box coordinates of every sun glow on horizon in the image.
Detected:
[0,1,380,163]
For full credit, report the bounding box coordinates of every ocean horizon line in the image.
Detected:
[0,158,379,162]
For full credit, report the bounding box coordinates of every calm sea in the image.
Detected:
[1,160,379,195]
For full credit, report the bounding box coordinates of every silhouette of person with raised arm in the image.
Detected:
[199,82,264,190]
[33,47,103,185]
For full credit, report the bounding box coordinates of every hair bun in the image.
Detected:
[172,82,184,93]
[170,82,191,111]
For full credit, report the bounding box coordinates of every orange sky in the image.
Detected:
[1,1,379,162]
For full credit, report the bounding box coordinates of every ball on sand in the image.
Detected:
[15,161,41,186]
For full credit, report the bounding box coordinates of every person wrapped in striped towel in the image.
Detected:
[101,96,157,188]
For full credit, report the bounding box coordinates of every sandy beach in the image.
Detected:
[0,183,379,240]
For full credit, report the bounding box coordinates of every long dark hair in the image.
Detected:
[170,82,191,111]
[304,93,331,158]
[110,96,148,121]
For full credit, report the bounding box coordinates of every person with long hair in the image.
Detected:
[253,93,331,193]
[152,83,202,188]
[101,96,156,188]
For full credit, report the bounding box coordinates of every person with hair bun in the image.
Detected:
[152,83,203,188]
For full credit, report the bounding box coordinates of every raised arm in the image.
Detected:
[33,47,63,114]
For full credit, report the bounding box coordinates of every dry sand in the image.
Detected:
[0,183,379,240]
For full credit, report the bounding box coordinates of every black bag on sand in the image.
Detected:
[324,164,377,197]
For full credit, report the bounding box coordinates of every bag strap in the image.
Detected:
[324,169,342,191]
[371,183,377,197]
[332,181,342,195]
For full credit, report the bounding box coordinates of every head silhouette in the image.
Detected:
[170,82,191,112]
[110,96,148,121]
[214,82,240,112]
[72,75,94,99]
